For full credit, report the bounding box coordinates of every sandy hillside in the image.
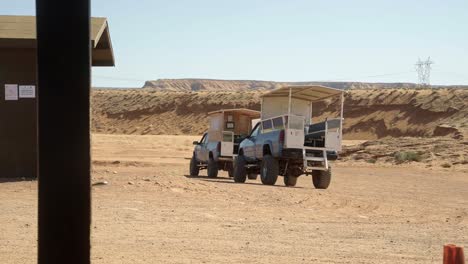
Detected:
[1,134,467,263]
[92,88,468,139]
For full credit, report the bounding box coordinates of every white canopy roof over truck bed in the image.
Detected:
[208,108,260,142]
[208,108,260,118]
[260,85,344,122]
[262,85,343,102]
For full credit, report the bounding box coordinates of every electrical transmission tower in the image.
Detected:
[415,57,434,87]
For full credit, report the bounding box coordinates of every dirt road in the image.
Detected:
[1,134,467,263]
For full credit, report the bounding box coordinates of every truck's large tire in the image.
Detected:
[207,158,218,178]
[260,155,278,185]
[247,173,258,180]
[283,175,298,187]
[233,155,247,183]
[312,168,331,189]
[190,155,199,176]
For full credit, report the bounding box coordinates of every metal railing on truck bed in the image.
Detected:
[259,115,342,171]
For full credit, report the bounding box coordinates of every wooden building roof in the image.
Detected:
[0,15,114,66]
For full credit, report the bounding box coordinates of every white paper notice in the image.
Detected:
[19,85,36,98]
[5,84,18,101]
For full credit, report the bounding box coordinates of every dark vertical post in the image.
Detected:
[36,0,91,263]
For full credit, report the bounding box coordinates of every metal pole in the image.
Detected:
[287,88,292,129]
[260,97,264,120]
[339,92,344,148]
[310,101,313,125]
[36,0,91,263]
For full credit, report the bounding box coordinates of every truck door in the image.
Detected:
[255,120,272,159]
[285,115,305,149]
[324,118,342,151]
[196,133,209,162]
[242,123,261,162]
[221,131,234,157]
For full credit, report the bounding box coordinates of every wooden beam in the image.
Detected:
[36,0,91,263]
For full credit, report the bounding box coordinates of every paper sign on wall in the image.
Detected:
[19,85,36,98]
[5,84,18,101]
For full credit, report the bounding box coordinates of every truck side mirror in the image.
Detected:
[193,141,199,145]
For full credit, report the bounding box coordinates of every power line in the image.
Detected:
[431,69,468,79]
[93,69,468,87]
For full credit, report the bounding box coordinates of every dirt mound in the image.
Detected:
[92,160,154,167]
[143,79,468,91]
[92,88,468,139]
[341,137,468,169]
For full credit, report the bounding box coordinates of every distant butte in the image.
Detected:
[141,78,468,92]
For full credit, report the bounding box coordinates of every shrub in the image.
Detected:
[441,163,452,168]
[394,151,422,163]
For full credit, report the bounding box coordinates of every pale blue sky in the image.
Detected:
[3,0,468,87]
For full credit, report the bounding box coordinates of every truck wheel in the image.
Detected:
[247,173,258,180]
[284,175,298,187]
[260,155,278,185]
[312,168,331,189]
[190,156,199,176]
[207,158,218,178]
[233,155,247,183]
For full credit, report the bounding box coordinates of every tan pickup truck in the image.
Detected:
[190,109,260,178]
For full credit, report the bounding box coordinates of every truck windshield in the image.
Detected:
[249,123,261,138]
[200,133,208,144]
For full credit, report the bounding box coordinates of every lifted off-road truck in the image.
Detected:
[190,109,260,178]
[233,85,344,188]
